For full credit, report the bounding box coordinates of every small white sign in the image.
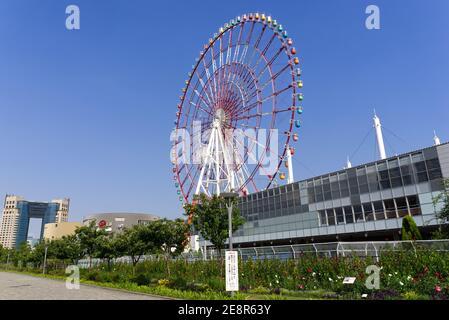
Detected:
[343,277,356,284]
[225,251,239,292]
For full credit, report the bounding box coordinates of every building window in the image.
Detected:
[364,203,374,221]
[395,197,408,217]
[353,205,364,222]
[407,195,421,216]
[344,206,354,224]
[319,210,327,226]
[335,207,345,224]
[373,201,385,220]
[327,209,336,225]
[384,199,397,219]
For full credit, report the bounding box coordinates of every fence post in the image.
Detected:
[290,245,295,259]
[372,242,379,263]
[410,241,417,257]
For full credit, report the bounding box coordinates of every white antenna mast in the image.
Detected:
[433,130,441,146]
[286,146,294,184]
[346,156,352,169]
[373,110,387,160]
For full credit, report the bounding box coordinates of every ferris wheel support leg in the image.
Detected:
[287,146,294,184]
[217,126,235,192]
[214,125,221,196]
[195,126,216,195]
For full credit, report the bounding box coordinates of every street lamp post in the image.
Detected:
[43,245,48,274]
[221,192,239,251]
[221,191,239,297]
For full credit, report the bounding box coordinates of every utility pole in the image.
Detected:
[43,246,48,274]
[222,191,239,297]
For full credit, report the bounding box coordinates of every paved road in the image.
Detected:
[0,272,168,300]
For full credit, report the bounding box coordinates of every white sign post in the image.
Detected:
[225,250,239,293]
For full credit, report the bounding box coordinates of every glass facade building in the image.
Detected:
[0,196,69,249]
[15,201,61,247]
[230,142,449,247]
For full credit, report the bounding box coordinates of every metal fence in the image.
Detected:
[196,240,449,262]
[78,240,449,268]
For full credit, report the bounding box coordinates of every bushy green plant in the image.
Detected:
[401,215,422,240]
[132,273,150,286]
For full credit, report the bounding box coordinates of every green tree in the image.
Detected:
[15,242,32,267]
[75,221,107,268]
[184,193,244,257]
[115,224,154,275]
[29,240,51,268]
[94,234,119,270]
[0,244,9,264]
[401,215,422,241]
[61,234,84,264]
[151,218,189,276]
[432,179,449,238]
[1,247,15,266]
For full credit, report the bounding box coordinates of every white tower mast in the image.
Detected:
[373,111,387,160]
[346,156,352,169]
[286,146,294,184]
[433,130,441,146]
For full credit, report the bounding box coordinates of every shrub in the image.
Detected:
[402,291,421,300]
[168,276,187,290]
[401,216,422,240]
[132,273,150,286]
[84,270,100,282]
[186,282,210,292]
[368,289,400,300]
[158,279,170,286]
[249,286,271,295]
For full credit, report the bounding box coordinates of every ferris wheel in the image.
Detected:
[172,13,304,204]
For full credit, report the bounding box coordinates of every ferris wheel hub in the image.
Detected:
[214,108,227,126]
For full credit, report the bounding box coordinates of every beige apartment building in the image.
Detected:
[43,222,82,240]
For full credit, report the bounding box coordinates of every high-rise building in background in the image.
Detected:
[0,195,70,249]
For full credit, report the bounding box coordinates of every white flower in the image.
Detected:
[388,274,392,277]
[395,272,398,275]
[276,280,279,284]
[312,272,316,276]
[399,281,404,286]
[329,278,333,282]
[407,275,412,281]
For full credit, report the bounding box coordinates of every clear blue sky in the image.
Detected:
[1,0,448,236]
